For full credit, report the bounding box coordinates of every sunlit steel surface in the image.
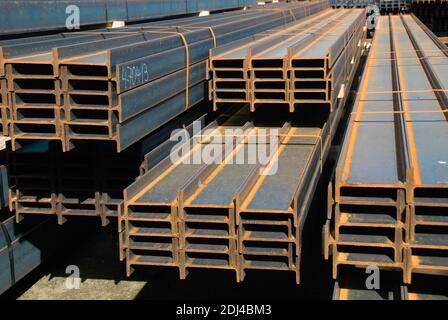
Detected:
[325,14,448,285]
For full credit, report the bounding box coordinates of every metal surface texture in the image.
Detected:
[0,1,330,152]
[325,14,448,285]
[121,22,365,281]
[0,0,257,36]
[209,8,365,113]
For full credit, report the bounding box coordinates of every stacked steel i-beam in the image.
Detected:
[122,7,366,282]
[8,141,142,226]
[3,2,331,224]
[324,14,448,285]
[0,0,329,152]
[209,8,365,113]
[8,105,207,226]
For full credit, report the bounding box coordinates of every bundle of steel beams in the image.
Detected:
[324,14,448,285]
[209,8,365,112]
[7,103,208,226]
[121,16,365,282]
[7,141,141,226]
[0,0,329,152]
[0,0,257,36]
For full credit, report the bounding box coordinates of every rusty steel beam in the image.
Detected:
[209,8,365,113]
[325,14,448,286]
[122,106,249,272]
[7,103,207,227]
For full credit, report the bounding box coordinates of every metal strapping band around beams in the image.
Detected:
[371,48,448,55]
[140,29,190,110]
[0,221,15,286]
[368,56,448,61]
[137,26,217,110]
[181,26,217,49]
[351,109,448,116]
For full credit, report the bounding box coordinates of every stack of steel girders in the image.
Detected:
[399,13,448,284]
[122,106,252,277]
[209,8,365,112]
[0,0,257,37]
[8,141,142,226]
[8,103,207,227]
[324,14,448,285]
[0,1,329,152]
[122,16,365,282]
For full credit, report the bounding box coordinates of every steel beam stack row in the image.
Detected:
[0,1,329,153]
[122,9,366,282]
[8,141,142,227]
[0,0,257,36]
[209,8,365,113]
[7,103,207,226]
[324,14,448,285]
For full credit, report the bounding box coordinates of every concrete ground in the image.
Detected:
[16,231,146,300]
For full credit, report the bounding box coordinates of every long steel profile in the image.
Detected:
[325,14,448,285]
[8,103,207,227]
[209,8,365,113]
[0,1,329,152]
[123,106,251,275]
